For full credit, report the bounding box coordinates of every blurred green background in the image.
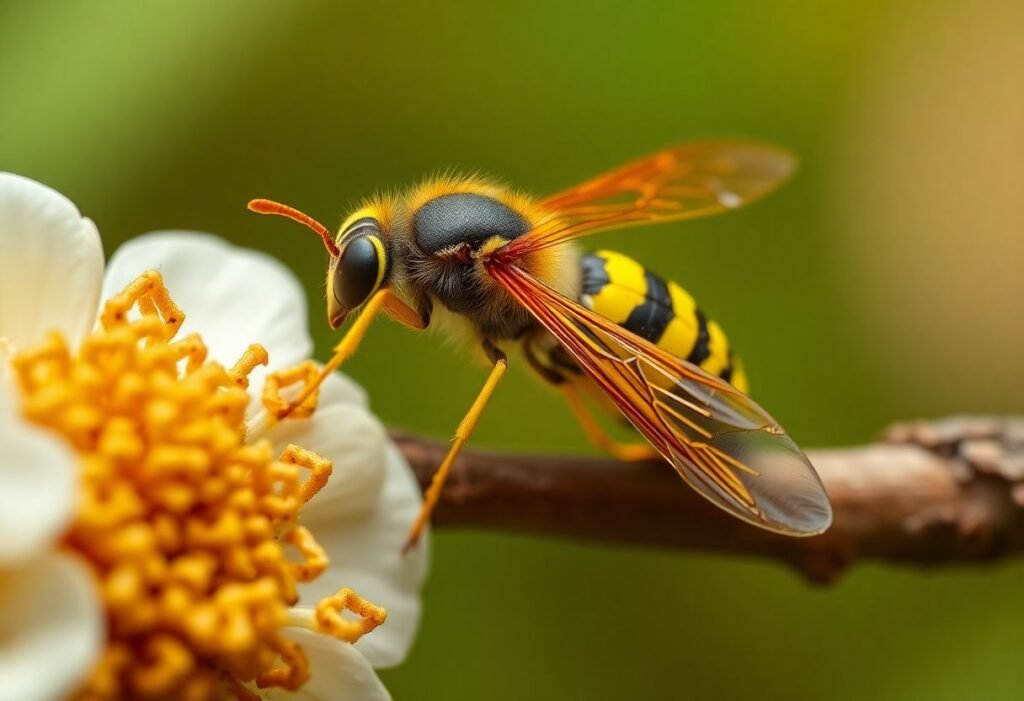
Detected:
[3,1,1022,698]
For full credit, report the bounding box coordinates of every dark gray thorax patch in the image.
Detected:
[413,193,530,253]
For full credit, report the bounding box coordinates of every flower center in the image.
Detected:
[8,272,385,700]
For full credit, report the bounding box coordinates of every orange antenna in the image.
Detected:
[247,198,340,257]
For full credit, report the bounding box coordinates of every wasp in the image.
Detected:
[249,140,833,550]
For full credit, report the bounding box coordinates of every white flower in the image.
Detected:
[0,173,428,700]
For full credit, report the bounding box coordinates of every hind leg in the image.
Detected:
[522,332,660,463]
[559,383,661,463]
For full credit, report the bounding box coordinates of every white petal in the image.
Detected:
[296,443,428,668]
[311,364,368,410]
[101,233,312,414]
[261,628,390,701]
[0,408,78,566]
[0,554,103,701]
[0,361,15,419]
[0,173,104,349]
[266,373,384,524]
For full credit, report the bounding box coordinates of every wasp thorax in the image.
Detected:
[413,193,530,254]
[405,192,536,332]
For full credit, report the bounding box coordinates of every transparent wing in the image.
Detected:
[488,261,831,536]
[500,140,794,259]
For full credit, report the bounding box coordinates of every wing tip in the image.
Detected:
[757,463,834,537]
[777,498,834,537]
[693,137,799,181]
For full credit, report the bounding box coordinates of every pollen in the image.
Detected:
[9,271,385,700]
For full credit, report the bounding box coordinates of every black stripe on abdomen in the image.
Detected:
[622,270,673,343]
[686,309,711,365]
[720,352,734,383]
[581,253,610,296]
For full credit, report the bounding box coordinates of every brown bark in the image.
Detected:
[391,416,1024,584]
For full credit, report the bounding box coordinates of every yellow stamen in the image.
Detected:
[315,588,388,643]
[9,271,385,700]
[261,359,322,420]
[228,345,269,390]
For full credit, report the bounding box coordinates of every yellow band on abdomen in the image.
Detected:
[579,250,748,394]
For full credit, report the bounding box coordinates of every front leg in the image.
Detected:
[265,289,427,420]
[403,340,508,552]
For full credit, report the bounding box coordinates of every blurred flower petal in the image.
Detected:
[0,361,14,418]
[0,554,103,701]
[0,173,103,349]
[0,401,77,566]
[265,628,390,701]
[101,233,313,415]
[314,363,369,410]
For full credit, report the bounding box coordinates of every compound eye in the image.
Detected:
[334,235,384,309]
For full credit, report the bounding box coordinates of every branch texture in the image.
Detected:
[391,416,1024,583]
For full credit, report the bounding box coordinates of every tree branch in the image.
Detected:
[391,416,1024,584]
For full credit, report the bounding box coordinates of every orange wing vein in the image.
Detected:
[500,140,795,259]
[487,261,832,536]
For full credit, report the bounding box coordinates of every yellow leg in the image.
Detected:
[560,383,661,463]
[403,349,508,552]
[270,289,424,420]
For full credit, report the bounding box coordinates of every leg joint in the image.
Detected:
[482,339,507,365]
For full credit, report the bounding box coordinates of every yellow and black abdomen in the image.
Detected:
[580,250,748,393]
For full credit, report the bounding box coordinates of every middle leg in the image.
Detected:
[402,341,508,552]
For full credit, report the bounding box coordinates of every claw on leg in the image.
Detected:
[261,289,395,422]
[262,360,323,420]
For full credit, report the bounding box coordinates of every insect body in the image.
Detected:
[577,250,747,393]
[249,140,833,550]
